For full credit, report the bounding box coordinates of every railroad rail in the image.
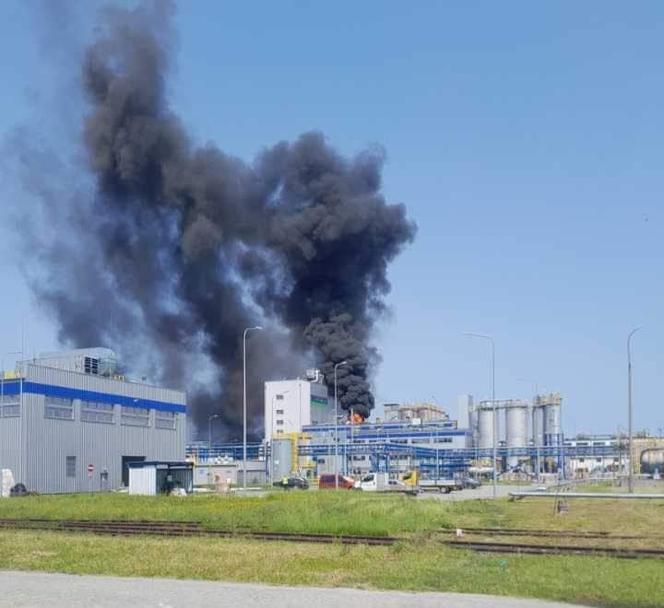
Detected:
[0,519,397,546]
[445,539,664,559]
[441,526,653,540]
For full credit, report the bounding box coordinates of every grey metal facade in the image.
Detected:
[0,363,186,494]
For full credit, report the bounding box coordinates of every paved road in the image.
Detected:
[0,571,586,607]
[417,484,533,501]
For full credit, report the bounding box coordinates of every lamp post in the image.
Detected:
[518,378,540,482]
[207,413,220,485]
[243,326,263,492]
[334,360,348,490]
[208,414,220,452]
[464,333,497,499]
[627,327,641,494]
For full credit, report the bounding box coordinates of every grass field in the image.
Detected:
[0,491,663,607]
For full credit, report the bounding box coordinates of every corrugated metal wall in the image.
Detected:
[0,365,187,493]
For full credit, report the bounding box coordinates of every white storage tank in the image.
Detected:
[468,407,479,448]
[505,402,529,468]
[543,396,562,446]
[271,437,293,481]
[478,407,495,449]
[532,405,545,447]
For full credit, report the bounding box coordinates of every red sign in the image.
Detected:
[87,464,94,477]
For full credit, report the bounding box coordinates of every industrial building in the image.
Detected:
[263,369,333,439]
[0,348,187,494]
[186,379,646,486]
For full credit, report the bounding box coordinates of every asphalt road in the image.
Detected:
[0,571,586,608]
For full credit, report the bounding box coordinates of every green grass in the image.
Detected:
[1,491,664,537]
[0,530,662,607]
[1,492,664,606]
[0,492,454,536]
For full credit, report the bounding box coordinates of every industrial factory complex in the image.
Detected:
[1,350,663,494]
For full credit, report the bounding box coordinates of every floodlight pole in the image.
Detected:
[465,333,497,499]
[627,327,641,494]
[243,326,263,491]
[334,360,348,490]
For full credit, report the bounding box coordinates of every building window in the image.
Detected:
[276,420,284,426]
[276,394,284,400]
[66,456,76,478]
[45,396,74,420]
[276,430,283,435]
[81,401,115,424]
[276,409,284,415]
[121,406,150,427]
[0,394,19,418]
[155,410,176,430]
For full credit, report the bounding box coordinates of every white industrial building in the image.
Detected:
[263,370,333,439]
[0,348,187,494]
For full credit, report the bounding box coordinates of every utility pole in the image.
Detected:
[334,361,348,490]
[627,327,641,494]
[464,333,497,499]
[242,326,262,492]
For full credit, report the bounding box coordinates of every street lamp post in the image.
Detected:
[464,333,497,499]
[243,326,263,492]
[627,327,641,494]
[207,413,220,485]
[334,360,348,490]
[518,378,540,482]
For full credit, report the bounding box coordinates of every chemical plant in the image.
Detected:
[1,351,663,494]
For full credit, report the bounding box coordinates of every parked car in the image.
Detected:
[318,473,355,490]
[459,477,481,489]
[273,476,309,490]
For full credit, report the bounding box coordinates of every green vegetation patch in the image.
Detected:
[0,530,662,608]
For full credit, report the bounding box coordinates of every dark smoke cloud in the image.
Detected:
[18,0,416,438]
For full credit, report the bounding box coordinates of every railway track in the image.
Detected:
[441,526,651,540]
[444,539,664,559]
[0,519,397,546]
[2,519,662,558]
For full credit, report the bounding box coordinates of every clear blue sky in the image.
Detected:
[1,1,663,435]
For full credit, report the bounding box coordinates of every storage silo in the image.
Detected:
[532,404,545,447]
[468,406,479,448]
[271,437,293,481]
[478,406,494,449]
[543,394,562,447]
[505,401,529,468]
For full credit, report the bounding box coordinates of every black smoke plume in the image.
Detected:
[19,1,416,438]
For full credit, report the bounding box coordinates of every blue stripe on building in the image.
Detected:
[0,380,186,413]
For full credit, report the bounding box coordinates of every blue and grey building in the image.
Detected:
[0,348,186,494]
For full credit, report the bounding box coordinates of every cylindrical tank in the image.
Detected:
[506,403,529,468]
[506,404,528,448]
[468,408,479,448]
[271,438,293,480]
[478,407,494,449]
[544,403,561,446]
[640,449,664,475]
[532,406,544,447]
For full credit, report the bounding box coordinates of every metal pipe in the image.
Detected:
[334,360,348,489]
[242,326,262,491]
[627,327,641,494]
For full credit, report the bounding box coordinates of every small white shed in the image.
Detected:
[128,461,194,495]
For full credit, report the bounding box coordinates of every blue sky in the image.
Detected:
[1,1,663,435]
